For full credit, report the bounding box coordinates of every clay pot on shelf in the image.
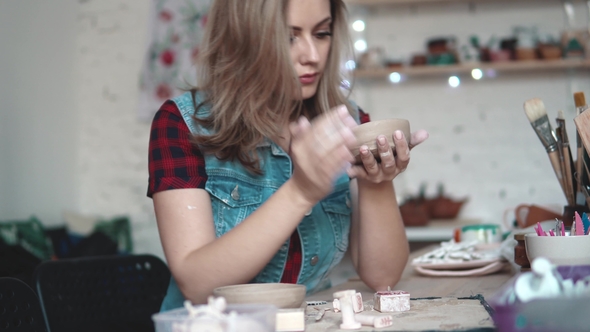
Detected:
[490,49,512,62]
[427,38,450,55]
[410,54,427,66]
[500,37,518,60]
[478,47,492,62]
[426,52,458,65]
[538,44,562,60]
[384,60,403,69]
[515,48,537,61]
[427,184,468,219]
[428,196,468,219]
[399,199,430,227]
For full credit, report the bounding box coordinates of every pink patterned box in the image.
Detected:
[373,290,410,312]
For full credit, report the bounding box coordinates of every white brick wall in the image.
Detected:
[2,0,589,260]
[74,0,160,257]
[349,0,590,223]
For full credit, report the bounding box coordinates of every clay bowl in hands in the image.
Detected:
[351,118,411,165]
[213,283,306,309]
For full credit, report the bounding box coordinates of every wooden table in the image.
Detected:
[308,245,514,300]
[304,245,515,331]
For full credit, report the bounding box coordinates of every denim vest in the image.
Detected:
[160,91,356,311]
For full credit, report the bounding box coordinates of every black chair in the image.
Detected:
[0,277,47,332]
[33,254,170,332]
[0,243,42,289]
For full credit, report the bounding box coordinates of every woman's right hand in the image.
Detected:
[288,105,358,204]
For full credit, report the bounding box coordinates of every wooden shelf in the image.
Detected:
[345,0,557,5]
[353,58,590,79]
[405,218,480,242]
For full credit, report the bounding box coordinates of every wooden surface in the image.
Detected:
[304,245,514,331]
[307,245,514,301]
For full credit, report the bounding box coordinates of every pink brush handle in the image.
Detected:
[535,222,545,236]
[575,212,584,235]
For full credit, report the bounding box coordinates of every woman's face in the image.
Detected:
[288,0,332,100]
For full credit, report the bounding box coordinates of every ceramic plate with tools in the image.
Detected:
[411,257,504,270]
[411,240,507,276]
[413,260,507,277]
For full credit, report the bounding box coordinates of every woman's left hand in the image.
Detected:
[347,129,429,183]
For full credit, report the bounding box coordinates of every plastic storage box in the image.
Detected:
[152,303,277,332]
[489,265,590,332]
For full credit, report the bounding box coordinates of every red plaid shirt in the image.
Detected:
[148,101,370,283]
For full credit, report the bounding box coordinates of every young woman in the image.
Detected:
[148,0,428,311]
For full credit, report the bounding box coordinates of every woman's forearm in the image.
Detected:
[354,180,409,291]
[164,180,314,304]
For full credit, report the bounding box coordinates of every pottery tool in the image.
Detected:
[333,290,361,329]
[554,219,565,236]
[313,308,326,321]
[306,301,327,306]
[534,222,546,236]
[574,92,588,202]
[562,221,565,236]
[583,212,590,234]
[556,110,576,205]
[574,211,585,235]
[524,98,567,200]
[355,313,394,328]
[571,218,577,235]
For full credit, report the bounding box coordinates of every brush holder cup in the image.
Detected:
[562,205,590,227]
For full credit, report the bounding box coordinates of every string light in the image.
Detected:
[388,72,401,84]
[352,20,365,32]
[448,76,460,88]
[471,68,483,80]
[340,79,351,90]
[345,60,356,71]
[354,40,367,52]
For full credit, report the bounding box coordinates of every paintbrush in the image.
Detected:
[582,164,590,209]
[574,101,590,160]
[556,110,576,205]
[574,92,588,203]
[524,98,567,200]
[554,117,569,203]
[573,103,590,211]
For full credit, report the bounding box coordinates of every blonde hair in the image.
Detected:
[192,0,353,174]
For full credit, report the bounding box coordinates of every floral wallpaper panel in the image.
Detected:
[138,0,211,121]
